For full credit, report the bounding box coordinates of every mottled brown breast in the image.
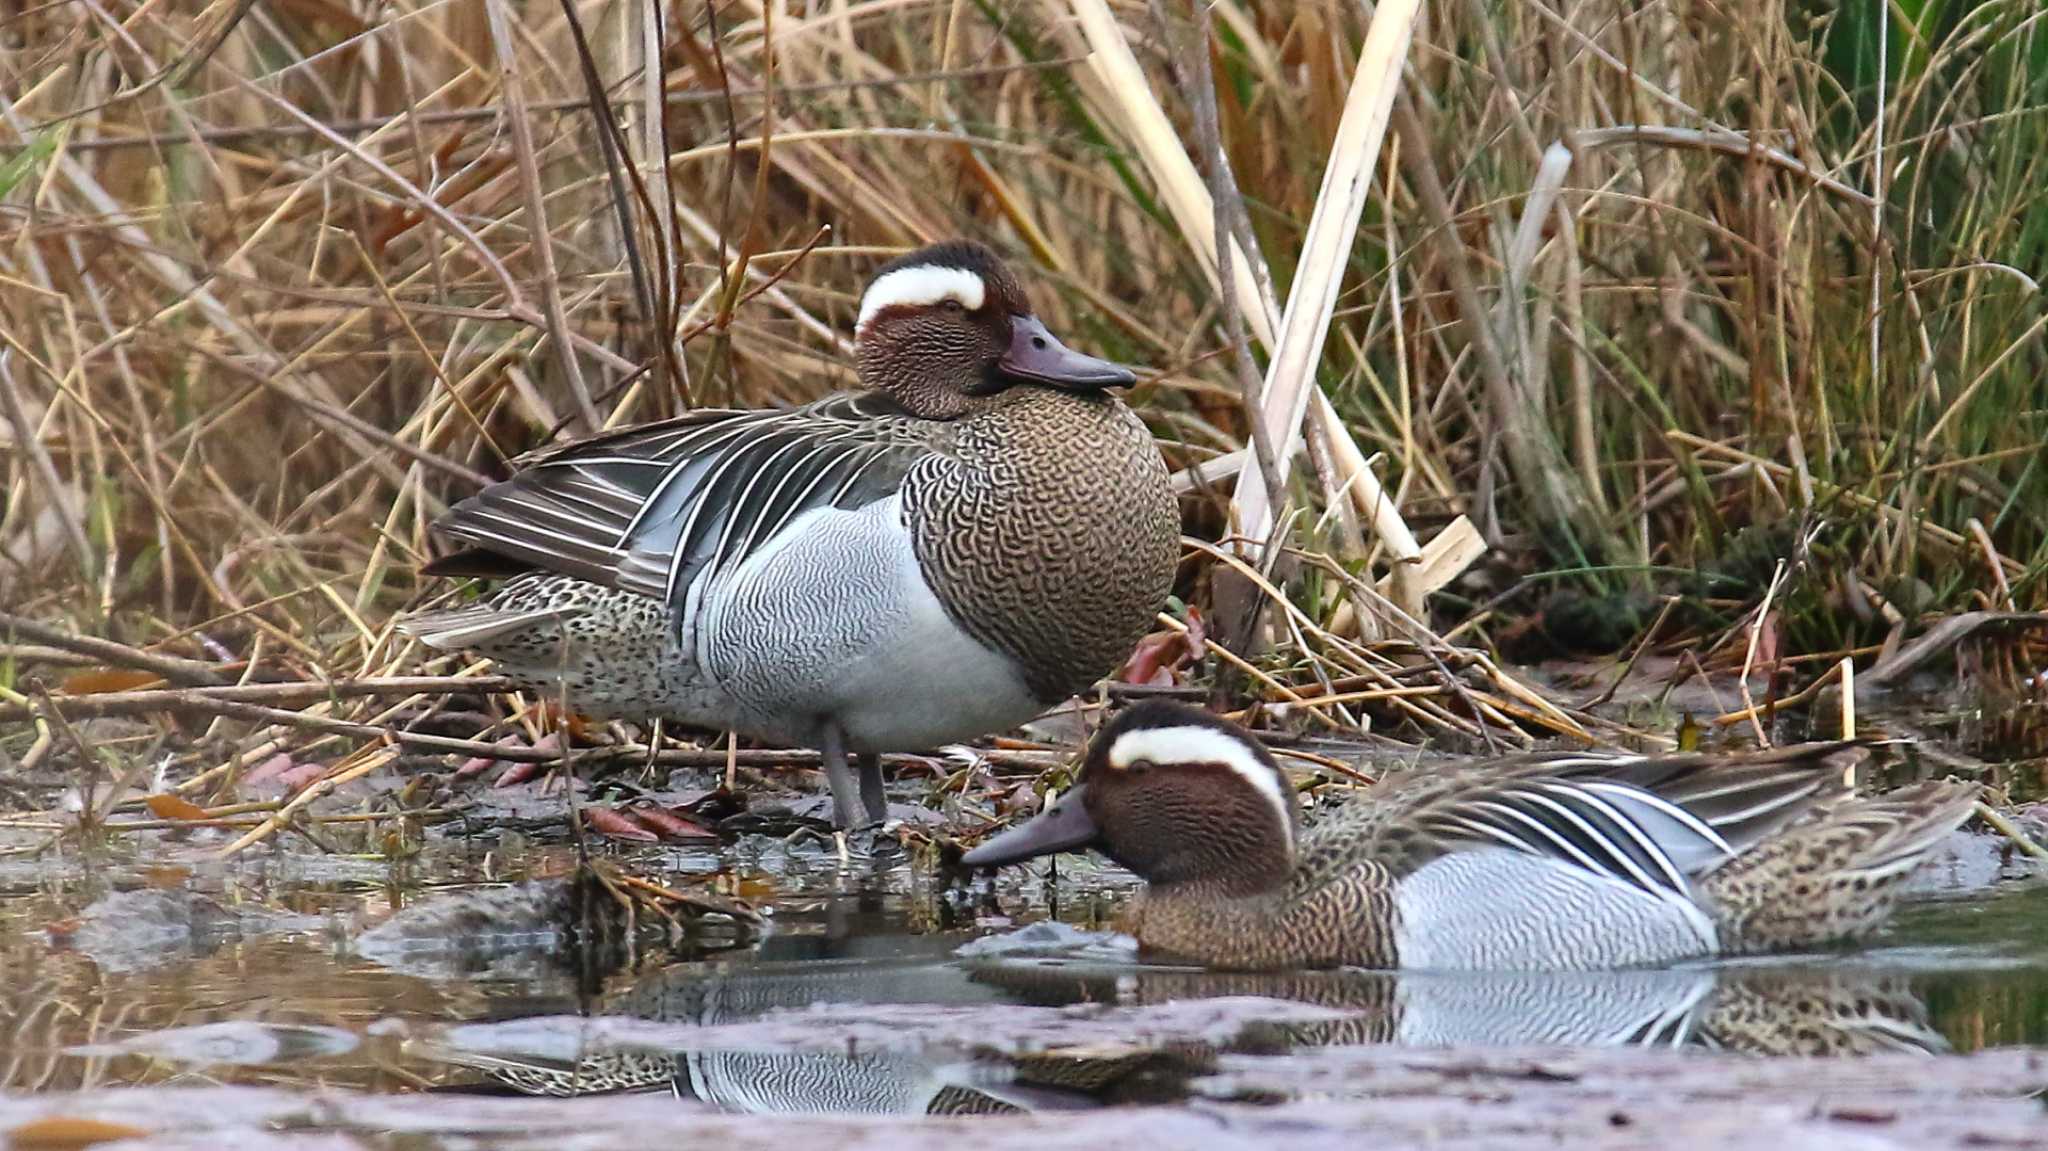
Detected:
[905,388,1180,702]
[1124,858,1401,971]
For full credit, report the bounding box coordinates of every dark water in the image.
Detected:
[2,831,2045,1115]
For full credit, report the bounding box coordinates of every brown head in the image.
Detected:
[854,240,1133,418]
[961,701,1300,895]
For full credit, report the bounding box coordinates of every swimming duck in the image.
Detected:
[961,701,1978,971]
[404,242,1181,828]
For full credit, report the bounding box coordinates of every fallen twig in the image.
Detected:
[0,675,515,723]
[0,611,233,688]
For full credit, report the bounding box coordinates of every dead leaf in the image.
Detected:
[733,876,779,899]
[276,761,328,793]
[533,703,592,740]
[1755,610,1782,667]
[628,804,718,842]
[58,669,163,694]
[493,761,544,789]
[241,753,297,787]
[582,806,659,841]
[491,734,560,788]
[139,866,192,888]
[143,794,212,822]
[1120,627,1194,686]
[6,1116,151,1149]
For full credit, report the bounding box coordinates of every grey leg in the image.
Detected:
[857,753,887,824]
[819,723,864,830]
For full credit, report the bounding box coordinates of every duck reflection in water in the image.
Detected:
[414,939,1948,1112]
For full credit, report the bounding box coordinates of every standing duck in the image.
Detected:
[962,701,1978,970]
[404,242,1181,828]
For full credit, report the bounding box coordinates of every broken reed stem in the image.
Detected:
[1172,0,1283,515]
[1392,91,1597,553]
[1066,0,1433,615]
[1838,657,1856,740]
[1228,0,1423,543]
[1736,559,1788,746]
[1262,744,1377,787]
[0,675,515,723]
[0,807,463,833]
[1967,518,2017,611]
[1975,802,2048,862]
[1068,0,1275,345]
[1710,649,1845,728]
[485,0,598,432]
[1152,611,1344,730]
[0,611,232,687]
[0,352,93,579]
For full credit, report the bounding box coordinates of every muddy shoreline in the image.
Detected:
[5,1043,2044,1150]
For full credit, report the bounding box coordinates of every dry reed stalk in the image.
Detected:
[1709,661,1840,729]
[0,354,90,579]
[1223,0,1419,536]
[1064,0,1277,344]
[1736,558,1788,747]
[0,676,515,724]
[0,611,232,687]
[1064,0,1437,620]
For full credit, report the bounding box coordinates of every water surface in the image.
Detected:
[3,830,2044,1113]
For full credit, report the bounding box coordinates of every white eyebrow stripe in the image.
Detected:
[1107,725,1293,850]
[856,265,987,337]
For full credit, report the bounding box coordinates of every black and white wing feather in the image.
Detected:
[1384,745,1855,903]
[425,393,936,609]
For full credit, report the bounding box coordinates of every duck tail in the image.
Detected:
[1698,970,1950,1056]
[1701,779,1979,954]
[398,602,579,651]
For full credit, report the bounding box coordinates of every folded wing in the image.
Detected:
[425,394,935,612]
[1387,744,1859,903]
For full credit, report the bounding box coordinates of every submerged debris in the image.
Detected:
[353,866,759,982]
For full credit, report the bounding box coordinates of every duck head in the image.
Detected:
[855,240,1134,418]
[962,701,1300,894]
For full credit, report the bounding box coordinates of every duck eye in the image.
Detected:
[1127,759,1154,775]
[941,298,965,314]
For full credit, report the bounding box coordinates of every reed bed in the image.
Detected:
[1,0,2044,827]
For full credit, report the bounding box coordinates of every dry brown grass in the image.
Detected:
[1,0,2043,786]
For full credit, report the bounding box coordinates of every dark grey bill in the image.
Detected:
[960,784,1101,867]
[996,315,1136,389]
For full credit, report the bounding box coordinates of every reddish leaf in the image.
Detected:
[582,806,660,841]
[242,753,297,787]
[628,804,718,842]
[143,794,212,822]
[277,761,329,793]
[1120,629,1191,686]
[7,1116,151,1149]
[459,732,552,780]
[733,875,779,899]
[494,761,544,789]
[533,704,593,740]
[59,669,163,694]
[1755,611,1782,667]
[139,866,192,888]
